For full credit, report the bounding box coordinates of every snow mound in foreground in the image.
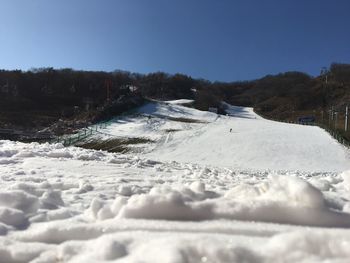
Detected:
[8,227,350,263]
[1,139,350,262]
[84,175,350,227]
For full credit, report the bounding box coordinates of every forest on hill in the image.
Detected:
[0,63,349,138]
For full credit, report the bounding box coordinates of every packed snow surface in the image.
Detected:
[163,99,194,105]
[99,101,350,172]
[1,101,350,262]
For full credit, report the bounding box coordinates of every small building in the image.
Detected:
[298,116,315,123]
[128,85,139,93]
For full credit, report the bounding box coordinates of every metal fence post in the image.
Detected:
[346,105,349,132]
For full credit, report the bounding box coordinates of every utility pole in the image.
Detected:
[346,105,349,132]
[321,66,328,84]
[105,79,112,103]
[335,112,338,129]
[328,108,332,125]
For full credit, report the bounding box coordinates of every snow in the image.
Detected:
[164,99,194,105]
[0,101,350,262]
[97,101,350,172]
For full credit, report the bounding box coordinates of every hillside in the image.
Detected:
[1,63,350,142]
[80,101,350,172]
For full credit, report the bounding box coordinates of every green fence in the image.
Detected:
[52,122,109,146]
[318,124,350,147]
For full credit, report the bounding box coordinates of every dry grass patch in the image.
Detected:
[167,116,208,123]
[77,137,154,153]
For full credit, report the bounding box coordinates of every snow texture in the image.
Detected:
[0,101,350,262]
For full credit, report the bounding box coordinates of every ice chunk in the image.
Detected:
[86,198,104,220]
[190,181,206,193]
[110,196,128,215]
[117,190,212,221]
[117,185,132,196]
[0,190,39,214]
[76,180,93,194]
[0,207,27,228]
[40,190,65,209]
[47,150,73,159]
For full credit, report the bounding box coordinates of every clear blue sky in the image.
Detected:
[1,0,350,81]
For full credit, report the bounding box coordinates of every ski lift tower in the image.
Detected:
[321,66,328,84]
[346,105,349,132]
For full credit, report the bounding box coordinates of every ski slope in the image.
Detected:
[100,101,350,172]
[0,101,350,262]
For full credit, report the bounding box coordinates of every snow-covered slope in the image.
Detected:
[99,101,350,172]
[0,101,350,262]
